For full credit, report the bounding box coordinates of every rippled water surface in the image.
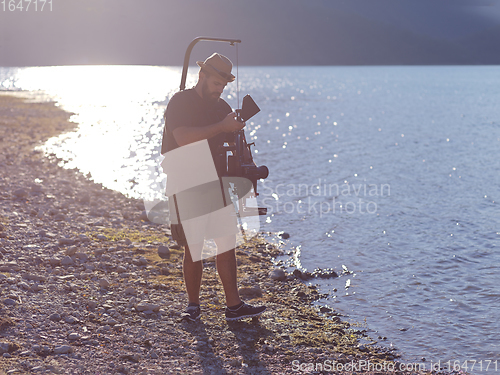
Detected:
[1,65,499,369]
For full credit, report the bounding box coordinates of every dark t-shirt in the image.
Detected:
[161,88,232,156]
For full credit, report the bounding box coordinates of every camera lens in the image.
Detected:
[254,165,269,180]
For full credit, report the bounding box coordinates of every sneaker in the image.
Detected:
[225,302,266,321]
[180,303,200,322]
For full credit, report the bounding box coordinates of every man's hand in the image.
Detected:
[173,112,245,147]
[218,112,245,133]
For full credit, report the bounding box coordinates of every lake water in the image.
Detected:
[1,65,499,371]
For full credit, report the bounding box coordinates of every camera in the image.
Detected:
[217,95,268,215]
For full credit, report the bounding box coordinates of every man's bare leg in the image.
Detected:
[183,243,203,305]
[215,237,241,307]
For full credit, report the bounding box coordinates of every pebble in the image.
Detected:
[239,286,263,298]
[12,188,28,199]
[48,257,61,266]
[54,213,66,221]
[58,237,75,246]
[19,281,30,290]
[30,284,43,292]
[124,287,136,295]
[3,298,16,306]
[136,303,160,312]
[279,232,290,239]
[68,333,81,340]
[61,256,74,266]
[158,245,170,259]
[76,252,88,262]
[53,345,73,354]
[65,246,78,256]
[94,248,105,257]
[98,278,110,289]
[0,262,20,271]
[49,313,61,321]
[0,341,20,354]
[270,268,286,281]
[64,316,77,324]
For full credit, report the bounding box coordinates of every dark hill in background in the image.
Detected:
[0,0,499,66]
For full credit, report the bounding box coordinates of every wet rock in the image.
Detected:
[270,268,286,281]
[311,267,338,279]
[358,344,369,352]
[319,306,332,313]
[158,245,170,259]
[293,269,313,280]
[279,232,290,239]
[53,345,72,354]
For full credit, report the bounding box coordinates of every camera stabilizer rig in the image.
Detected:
[218,94,268,216]
[180,37,269,217]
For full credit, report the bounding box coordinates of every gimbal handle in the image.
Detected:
[180,37,241,91]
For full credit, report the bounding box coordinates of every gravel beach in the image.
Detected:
[0,94,452,375]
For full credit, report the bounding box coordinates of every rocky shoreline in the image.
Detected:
[0,93,452,374]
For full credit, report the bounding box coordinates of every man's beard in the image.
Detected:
[202,81,220,105]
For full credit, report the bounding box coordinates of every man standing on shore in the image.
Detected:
[161,53,266,322]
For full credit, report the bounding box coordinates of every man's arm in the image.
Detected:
[173,112,245,147]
